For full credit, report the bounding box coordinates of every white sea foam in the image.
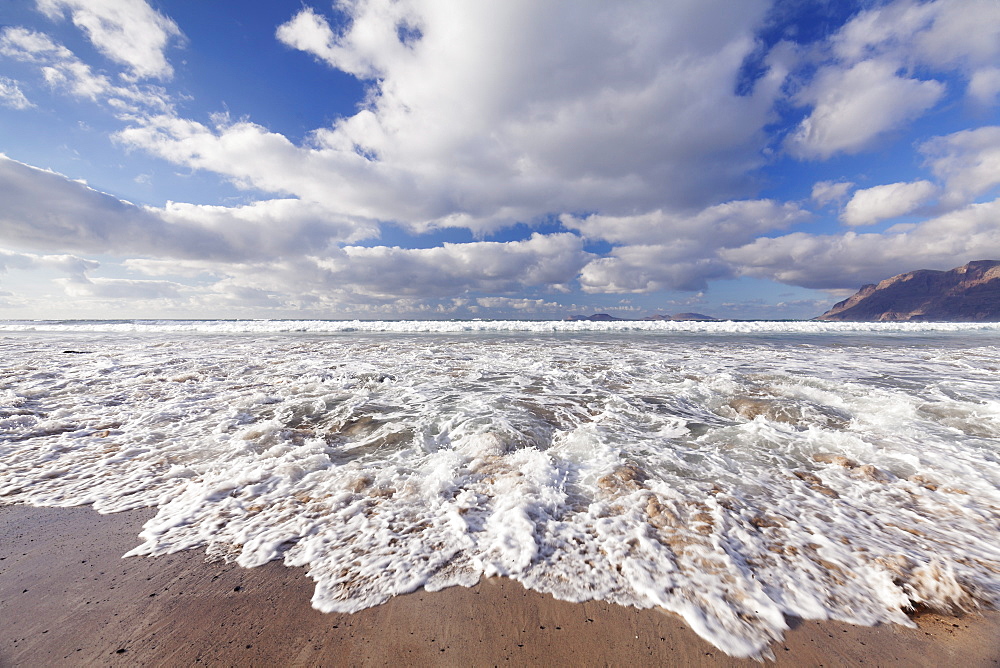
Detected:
[1,327,999,658]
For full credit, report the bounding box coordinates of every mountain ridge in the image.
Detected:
[816,260,1000,321]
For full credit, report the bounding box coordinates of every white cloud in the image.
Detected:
[57,276,186,300]
[0,154,592,311]
[0,247,100,283]
[0,26,170,111]
[157,199,379,254]
[562,199,808,246]
[969,68,1000,107]
[36,0,182,80]
[474,296,561,312]
[579,249,731,294]
[841,180,937,226]
[832,0,1000,105]
[7,146,826,307]
[121,258,217,279]
[36,253,100,277]
[114,1,782,234]
[782,0,1000,160]
[811,180,854,207]
[0,77,33,109]
[833,0,1000,72]
[0,154,378,262]
[922,126,1000,207]
[8,0,999,317]
[119,234,589,314]
[322,233,590,298]
[562,199,807,294]
[0,154,385,262]
[0,26,72,62]
[785,59,944,159]
[275,7,354,72]
[40,59,111,101]
[723,197,1000,289]
[0,154,225,258]
[0,249,43,273]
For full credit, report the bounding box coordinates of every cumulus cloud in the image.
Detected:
[2,27,110,101]
[0,249,43,273]
[6,0,999,317]
[0,77,33,109]
[0,154,227,258]
[36,253,100,278]
[0,26,169,111]
[563,200,808,293]
[275,6,358,72]
[579,250,731,294]
[121,258,217,279]
[112,1,784,234]
[0,249,102,312]
[922,126,1000,207]
[829,0,1000,114]
[57,276,186,300]
[0,26,72,62]
[832,0,1000,80]
[562,200,808,246]
[157,199,379,254]
[841,180,937,226]
[319,233,590,298]
[0,155,381,262]
[0,247,101,285]
[723,197,1000,289]
[811,180,854,207]
[473,297,561,313]
[115,235,589,314]
[786,59,944,159]
[0,153,590,311]
[782,0,1000,159]
[969,68,1000,106]
[114,114,404,221]
[36,0,183,80]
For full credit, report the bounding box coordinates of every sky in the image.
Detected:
[1,0,999,320]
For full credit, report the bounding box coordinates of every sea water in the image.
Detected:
[1,320,999,658]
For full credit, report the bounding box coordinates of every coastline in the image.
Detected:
[1,504,997,666]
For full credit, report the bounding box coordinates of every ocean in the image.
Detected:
[2,319,999,657]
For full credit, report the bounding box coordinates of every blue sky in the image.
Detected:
[1,0,999,319]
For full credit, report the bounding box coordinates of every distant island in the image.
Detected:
[817,260,1000,322]
[565,312,718,321]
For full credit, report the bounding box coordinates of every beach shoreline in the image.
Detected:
[1,504,997,666]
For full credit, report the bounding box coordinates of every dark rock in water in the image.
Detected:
[817,260,1000,321]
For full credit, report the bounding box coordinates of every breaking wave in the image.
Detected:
[2,327,999,658]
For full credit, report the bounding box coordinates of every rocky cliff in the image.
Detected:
[817,260,1000,321]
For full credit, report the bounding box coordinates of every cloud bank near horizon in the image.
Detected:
[1,0,999,318]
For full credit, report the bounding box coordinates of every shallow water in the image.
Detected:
[2,321,999,658]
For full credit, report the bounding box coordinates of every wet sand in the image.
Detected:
[1,504,998,667]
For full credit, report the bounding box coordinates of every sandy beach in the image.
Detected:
[1,504,997,667]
